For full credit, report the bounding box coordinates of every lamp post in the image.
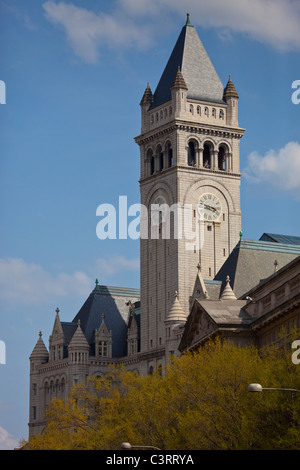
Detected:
[248,383,300,403]
[121,442,161,450]
[248,383,300,394]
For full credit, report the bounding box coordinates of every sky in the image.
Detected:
[0,0,299,449]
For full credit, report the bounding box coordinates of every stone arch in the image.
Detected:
[203,140,214,169]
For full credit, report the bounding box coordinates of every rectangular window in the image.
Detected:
[98,341,108,357]
[33,406,37,420]
[33,383,37,396]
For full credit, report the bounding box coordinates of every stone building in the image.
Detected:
[29,16,300,437]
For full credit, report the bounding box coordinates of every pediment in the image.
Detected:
[188,309,217,348]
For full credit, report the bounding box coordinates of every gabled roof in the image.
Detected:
[150,16,224,109]
[179,298,249,352]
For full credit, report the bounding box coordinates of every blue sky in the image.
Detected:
[0,0,299,449]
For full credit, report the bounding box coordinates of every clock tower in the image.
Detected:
[135,15,245,360]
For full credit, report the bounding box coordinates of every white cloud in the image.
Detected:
[42,1,154,63]
[42,0,300,63]
[243,141,300,199]
[0,426,18,450]
[166,0,300,51]
[0,258,92,303]
[0,256,140,304]
[94,255,140,277]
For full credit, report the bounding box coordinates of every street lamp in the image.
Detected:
[248,383,300,394]
[121,442,161,450]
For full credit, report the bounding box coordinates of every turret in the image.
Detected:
[68,320,90,365]
[224,75,239,126]
[165,291,186,359]
[171,67,188,119]
[29,331,49,369]
[140,82,153,133]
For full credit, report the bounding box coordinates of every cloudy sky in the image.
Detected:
[0,0,300,449]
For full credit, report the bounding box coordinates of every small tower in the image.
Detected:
[29,332,49,435]
[165,291,186,359]
[220,275,237,300]
[140,82,153,133]
[224,75,239,126]
[68,320,90,364]
[171,66,188,119]
[48,308,65,362]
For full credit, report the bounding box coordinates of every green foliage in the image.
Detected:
[26,339,300,450]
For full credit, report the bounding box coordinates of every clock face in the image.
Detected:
[198,193,222,221]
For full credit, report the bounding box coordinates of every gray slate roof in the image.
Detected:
[150,19,224,109]
[214,238,300,299]
[197,299,250,326]
[72,284,140,358]
[260,233,300,246]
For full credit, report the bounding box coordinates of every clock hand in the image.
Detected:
[203,204,217,212]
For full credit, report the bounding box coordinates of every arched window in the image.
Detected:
[188,141,196,166]
[212,108,216,118]
[203,144,211,168]
[190,104,194,114]
[204,107,209,117]
[218,146,226,170]
[197,106,201,115]
[166,143,173,167]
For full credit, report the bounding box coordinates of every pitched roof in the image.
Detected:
[214,239,300,299]
[150,17,224,109]
[260,233,300,246]
[72,283,140,358]
[165,291,186,323]
[30,332,49,360]
[224,75,239,99]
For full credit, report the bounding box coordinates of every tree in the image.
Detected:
[26,338,300,450]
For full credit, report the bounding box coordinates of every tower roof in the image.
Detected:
[165,291,186,323]
[150,15,224,109]
[30,331,48,360]
[68,321,89,350]
[220,276,237,300]
[224,75,239,99]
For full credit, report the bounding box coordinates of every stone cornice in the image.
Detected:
[135,120,245,145]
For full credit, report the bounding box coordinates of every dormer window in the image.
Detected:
[98,341,108,357]
[95,314,112,359]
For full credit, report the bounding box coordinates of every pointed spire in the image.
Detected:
[165,291,186,323]
[171,66,188,90]
[68,321,89,350]
[30,331,49,360]
[220,276,237,300]
[224,75,239,99]
[186,13,193,27]
[140,82,153,106]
